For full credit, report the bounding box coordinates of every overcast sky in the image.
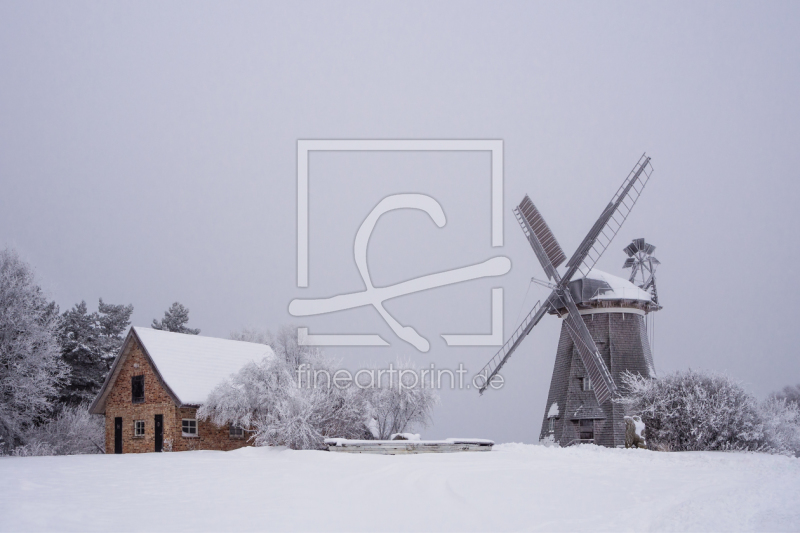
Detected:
[1,1,799,443]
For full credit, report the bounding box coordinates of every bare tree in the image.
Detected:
[365,359,439,440]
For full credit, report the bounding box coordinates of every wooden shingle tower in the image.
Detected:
[538,257,661,447]
[475,155,659,448]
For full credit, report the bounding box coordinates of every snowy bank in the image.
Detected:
[1,444,798,532]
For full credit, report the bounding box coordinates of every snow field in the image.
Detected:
[1,443,798,532]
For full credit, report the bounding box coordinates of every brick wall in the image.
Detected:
[103,336,250,454]
[171,407,248,452]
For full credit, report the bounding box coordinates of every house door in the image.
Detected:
[114,417,123,454]
[154,414,163,452]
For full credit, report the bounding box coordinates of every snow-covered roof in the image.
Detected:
[582,269,652,303]
[132,327,273,405]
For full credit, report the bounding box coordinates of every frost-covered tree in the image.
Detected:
[13,403,104,456]
[152,302,199,334]
[0,249,68,453]
[201,326,439,449]
[772,384,800,409]
[230,324,317,368]
[364,360,439,440]
[198,345,368,450]
[59,299,133,405]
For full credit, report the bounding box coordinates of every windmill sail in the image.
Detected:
[476,300,548,393]
[563,154,653,283]
[515,196,566,280]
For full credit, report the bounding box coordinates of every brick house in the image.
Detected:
[89,327,273,454]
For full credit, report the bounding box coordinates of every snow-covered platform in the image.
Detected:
[324,437,494,454]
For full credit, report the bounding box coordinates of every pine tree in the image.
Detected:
[59,301,99,406]
[96,299,133,368]
[58,299,133,406]
[151,302,200,334]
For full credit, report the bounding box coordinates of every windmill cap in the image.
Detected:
[548,269,660,315]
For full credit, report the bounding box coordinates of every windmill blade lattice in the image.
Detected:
[474,300,548,392]
[563,154,654,283]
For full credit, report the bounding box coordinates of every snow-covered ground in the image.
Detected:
[1,444,799,532]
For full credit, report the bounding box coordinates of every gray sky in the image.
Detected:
[1,1,799,443]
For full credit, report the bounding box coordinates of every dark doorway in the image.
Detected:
[154,414,163,452]
[114,417,123,454]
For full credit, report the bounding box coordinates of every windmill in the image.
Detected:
[623,238,660,304]
[476,154,661,447]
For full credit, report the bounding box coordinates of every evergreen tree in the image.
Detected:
[58,299,133,406]
[151,302,200,334]
[96,299,133,368]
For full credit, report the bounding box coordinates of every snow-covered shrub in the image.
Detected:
[363,360,439,440]
[617,370,769,452]
[9,441,56,457]
[19,404,105,455]
[0,249,68,453]
[759,397,800,457]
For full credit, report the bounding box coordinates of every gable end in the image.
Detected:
[89,329,182,414]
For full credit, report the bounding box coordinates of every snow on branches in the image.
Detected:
[0,249,67,453]
[199,326,439,450]
[618,369,800,455]
[11,403,105,456]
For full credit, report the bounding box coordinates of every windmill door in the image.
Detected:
[114,417,122,454]
[154,414,163,452]
[579,419,594,441]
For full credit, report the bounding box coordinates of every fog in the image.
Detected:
[1,1,798,442]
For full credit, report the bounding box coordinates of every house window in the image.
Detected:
[582,377,592,392]
[182,419,197,437]
[134,420,145,437]
[548,417,555,433]
[131,375,145,403]
[229,424,244,438]
[579,419,594,440]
